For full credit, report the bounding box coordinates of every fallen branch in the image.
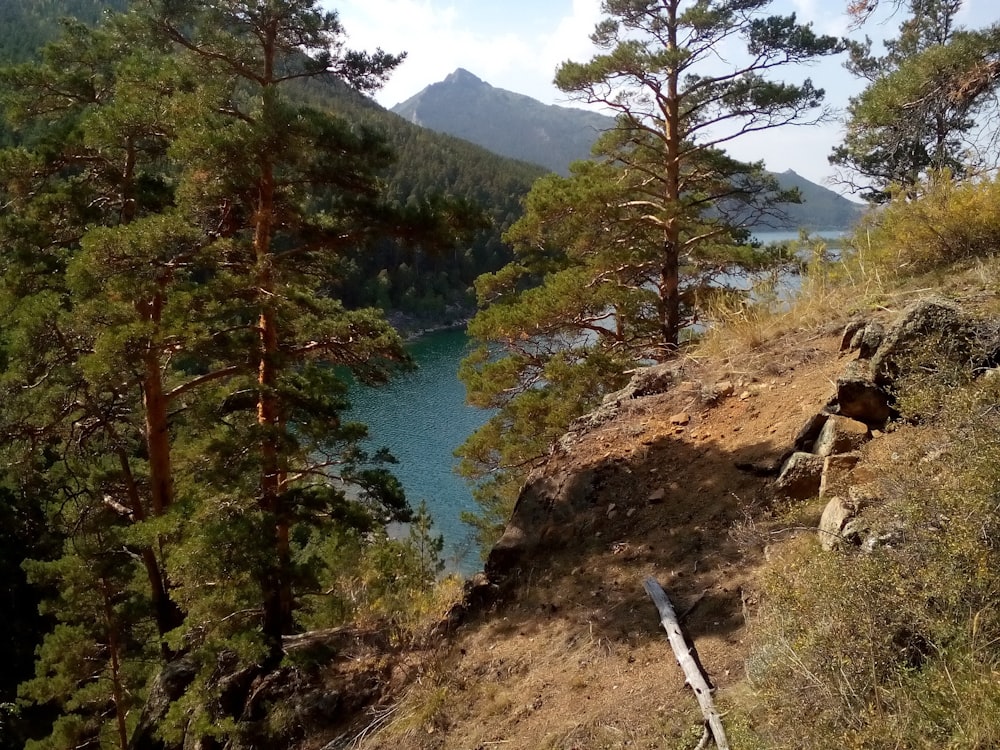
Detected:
[643,577,729,750]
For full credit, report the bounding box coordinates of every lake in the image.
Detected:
[347,328,486,573]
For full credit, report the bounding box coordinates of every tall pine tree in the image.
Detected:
[460,0,843,547]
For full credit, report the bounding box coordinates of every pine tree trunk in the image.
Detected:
[116,439,181,646]
[142,294,173,519]
[100,577,130,750]
[253,66,292,646]
[659,0,682,353]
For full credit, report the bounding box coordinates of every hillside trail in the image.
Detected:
[354,326,848,750]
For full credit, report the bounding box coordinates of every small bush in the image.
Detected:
[854,174,1000,275]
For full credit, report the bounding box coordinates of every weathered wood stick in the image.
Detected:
[643,576,730,750]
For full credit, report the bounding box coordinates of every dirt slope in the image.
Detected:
[345,328,848,749]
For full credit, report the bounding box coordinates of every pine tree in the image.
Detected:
[141,0,415,655]
[459,0,842,545]
[831,1,1000,201]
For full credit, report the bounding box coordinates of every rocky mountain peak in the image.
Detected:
[443,68,485,87]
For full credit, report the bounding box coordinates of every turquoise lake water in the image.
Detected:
[347,328,487,573]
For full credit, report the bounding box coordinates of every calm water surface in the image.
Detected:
[348,328,487,573]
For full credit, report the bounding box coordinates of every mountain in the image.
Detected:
[773,169,866,231]
[394,68,865,230]
[0,0,128,62]
[392,68,611,177]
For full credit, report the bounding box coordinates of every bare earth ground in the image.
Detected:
[335,327,851,750]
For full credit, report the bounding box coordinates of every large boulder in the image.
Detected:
[486,467,596,579]
[870,297,974,386]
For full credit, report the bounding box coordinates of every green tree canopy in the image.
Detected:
[831,0,1000,202]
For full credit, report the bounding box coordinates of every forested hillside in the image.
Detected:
[0,0,127,63]
[0,0,546,320]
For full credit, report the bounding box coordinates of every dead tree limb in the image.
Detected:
[643,576,730,750]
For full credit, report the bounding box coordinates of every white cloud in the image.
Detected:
[333,0,603,107]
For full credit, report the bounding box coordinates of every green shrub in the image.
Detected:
[854,174,1000,275]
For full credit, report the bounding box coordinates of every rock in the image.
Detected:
[814,415,871,457]
[647,488,666,504]
[840,318,866,351]
[861,522,905,552]
[129,657,198,750]
[774,452,825,500]
[819,496,860,551]
[870,297,972,386]
[669,412,690,426]
[433,573,500,634]
[735,457,784,477]
[793,412,830,453]
[604,363,682,403]
[851,321,886,359]
[819,452,861,499]
[486,467,596,579]
[835,371,894,427]
[714,380,735,398]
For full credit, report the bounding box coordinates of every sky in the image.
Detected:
[330,0,1000,192]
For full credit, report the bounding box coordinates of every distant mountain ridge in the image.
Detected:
[393,68,611,177]
[393,68,865,230]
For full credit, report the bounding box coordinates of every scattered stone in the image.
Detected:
[840,318,866,351]
[774,452,825,500]
[853,320,886,359]
[835,371,894,427]
[647,488,666,504]
[669,412,691,426]
[848,484,882,506]
[714,380,735,398]
[921,446,951,464]
[739,390,752,401]
[819,496,862,551]
[814,415,871,457]
[862,522,905,552]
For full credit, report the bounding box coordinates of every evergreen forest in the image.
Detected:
[2,1,1000,749]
